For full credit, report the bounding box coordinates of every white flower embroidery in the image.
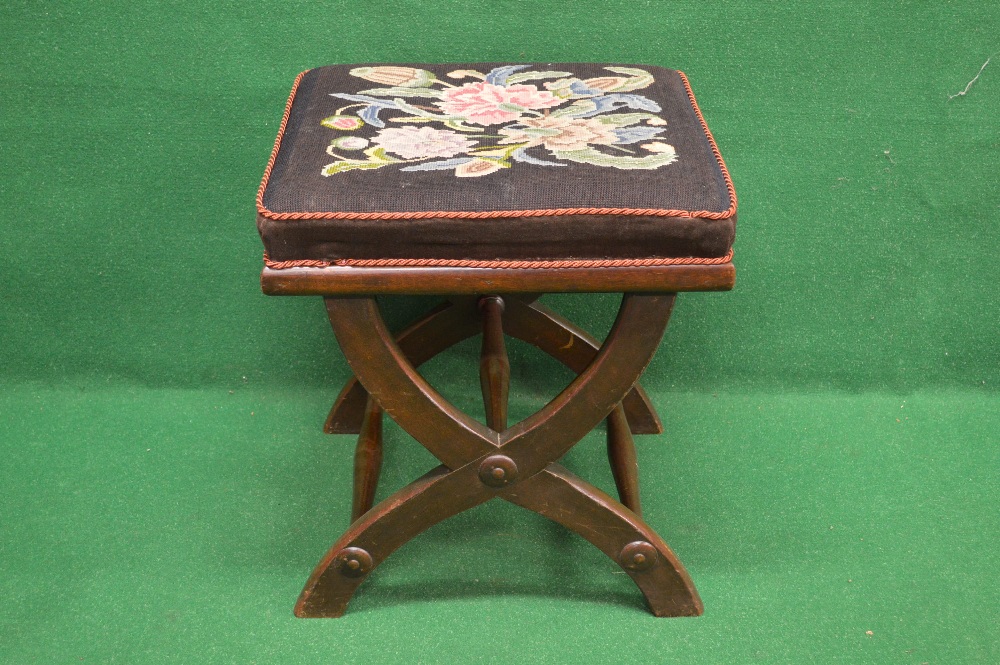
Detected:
[371,127,476,159]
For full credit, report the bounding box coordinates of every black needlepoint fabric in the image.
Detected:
[258,63,736,261]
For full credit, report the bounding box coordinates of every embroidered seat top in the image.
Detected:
[257,63,736,264]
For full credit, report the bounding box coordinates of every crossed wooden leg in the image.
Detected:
[296,293,701,617]
[324,297,663,436]
[327,295,662,516]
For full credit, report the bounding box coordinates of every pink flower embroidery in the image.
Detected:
[437,82,563,125]
[455,159,503,178]
[322,115,364,130]
[371,126,476,159]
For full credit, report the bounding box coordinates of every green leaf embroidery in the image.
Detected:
[603,67,651,77]
[356,86,444,98]
[388,117,483,132]
[505,70,573,84]
[321,146,401,175]
[444,119,482,132]
[363,147,399,163]
[321,160,392,175]
[602,67,656,92]
[551,146,678,170]
[594,113,660,126]
[469,143,529,160]
[349,66,437,88]
[519,127,562,137]
[543,78,583,99]
[550,99,597,117]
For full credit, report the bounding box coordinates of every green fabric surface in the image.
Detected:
[1,1,997,663]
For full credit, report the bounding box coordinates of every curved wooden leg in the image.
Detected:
[325,297,497,471]
[304,294,695,617]
[499,294,676,478]
[351,397,383,522]
[325,296,661,435]
[501,298,664,435]
[504,465,701,616]
[324,299,481,433]
[607,403,641,515]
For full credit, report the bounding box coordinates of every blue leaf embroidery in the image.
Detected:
[400,158,475,171]
[569,80,606,96]
[511,148,566,166]
[357,105,389,128]
[484,65,532,86]
[330,93,399,128]
[611,126,665,144]
[329,93,397,106]
[570,94,662,118]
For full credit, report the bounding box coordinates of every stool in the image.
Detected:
[256,63,737,617]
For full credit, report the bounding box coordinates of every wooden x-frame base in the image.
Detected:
[294,293,703,617]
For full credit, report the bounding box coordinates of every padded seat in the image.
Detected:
[257,62,736,264]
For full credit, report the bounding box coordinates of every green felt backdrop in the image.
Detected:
[1,1,997,663]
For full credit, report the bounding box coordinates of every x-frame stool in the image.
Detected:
[262,260,734,617]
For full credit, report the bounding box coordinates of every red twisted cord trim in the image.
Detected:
[263,256,334,269]
[256,69,309,217]
[256,69,737,221]
[677,70,738,219]
[263,249,733,270]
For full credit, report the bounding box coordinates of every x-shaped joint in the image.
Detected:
[295,294,702,617]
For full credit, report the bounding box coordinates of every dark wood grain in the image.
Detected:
[503,464,701,617]
[498,294,676,481]
[324,299,480,434]
[296,464,494,618]
[263,262,734,296]
[324,297,498,471]
[350,397,383,523]
[325,296,661,435]
[502,298,664,435]
[478,296,509,432]
[298,294,699,616]
[606,403,641,515]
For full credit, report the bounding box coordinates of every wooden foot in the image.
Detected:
[350,397,383,522]
[296,464,493,617]
[607,403,642,515]
[298,293,699,617]
[504,465,700,616]
[325,297,662,435]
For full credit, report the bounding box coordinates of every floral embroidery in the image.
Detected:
[437,82,563,124]
[320,65,677,178]
[330,136,369,150]
[370,126,475,159]
[497,116,617,151]
[322,115,364,131]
